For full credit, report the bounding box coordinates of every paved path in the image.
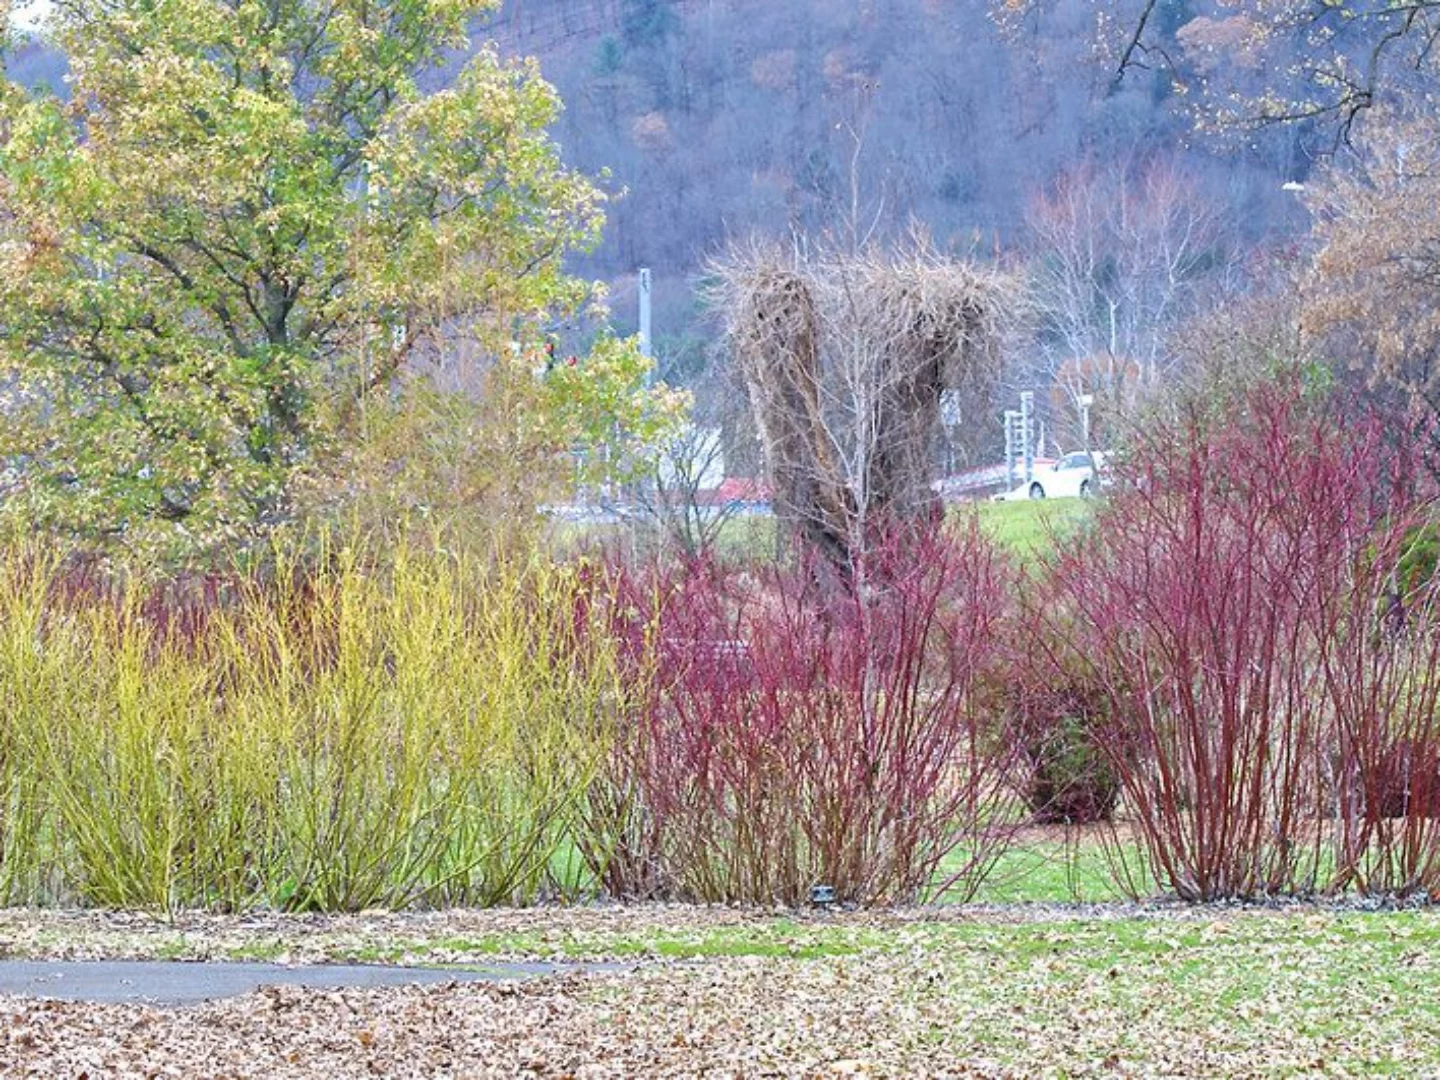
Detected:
[0,959,595,1006]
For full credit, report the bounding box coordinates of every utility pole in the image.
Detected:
[638,267,653,360]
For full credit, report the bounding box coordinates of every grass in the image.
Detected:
[8,903,1437,1073]
[961,836,1131,904]
[969,495,1090,557]
[390,910,1440,1073]
[551,498,1090,561]
[892,910,1440,1073]
[8,902,1440,1074]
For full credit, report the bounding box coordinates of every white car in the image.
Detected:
[994,451,1108,501]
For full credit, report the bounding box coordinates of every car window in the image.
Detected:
[1061,453,1089,469]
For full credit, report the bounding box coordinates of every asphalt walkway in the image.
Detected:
[0,959,588,1006]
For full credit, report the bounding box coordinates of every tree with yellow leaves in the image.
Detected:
[0,0,682,558]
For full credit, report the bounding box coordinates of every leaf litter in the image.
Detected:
[0,903,1437,1077]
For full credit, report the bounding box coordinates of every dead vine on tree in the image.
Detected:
[712,241,1010,572]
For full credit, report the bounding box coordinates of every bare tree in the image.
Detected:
[1024,155,1231,444]
[712,238,1010,577]
[1304,110,1440,461]
[1000,0,1440,140]
[630,422,741,559]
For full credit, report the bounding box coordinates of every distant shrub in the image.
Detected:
[1018,696,1118,827]
[1003,596,1119,827]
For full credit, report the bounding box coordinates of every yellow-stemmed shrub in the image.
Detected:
[0,539,621,913]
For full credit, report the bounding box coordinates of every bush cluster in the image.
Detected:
[0,527,1019,912]
[0,546,619,912]
[3,377,1440,911]
[1028,378,1440,900]
[585,525,1020,905]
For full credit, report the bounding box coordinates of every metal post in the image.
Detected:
[1020,391,1034,484]
[1079,393,1093,452]
[638,267,652,360]
[1004,409,1020,490]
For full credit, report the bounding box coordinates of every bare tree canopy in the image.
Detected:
[1024,154,1236,442]
[1001,0,1440,140]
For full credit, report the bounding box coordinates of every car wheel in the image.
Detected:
[1029,483,1045,500]
[1079,479,1092,498]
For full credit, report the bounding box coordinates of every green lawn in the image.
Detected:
[549,496,1092,561]
[960,836,1132,905]
[320,909,1440,1073]
[969,495,1091,557]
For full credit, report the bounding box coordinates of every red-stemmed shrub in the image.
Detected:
[1313,523,1440,897]
[41,555,232,658]
[1038,377,1438,900]
[580,523,1022,905]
